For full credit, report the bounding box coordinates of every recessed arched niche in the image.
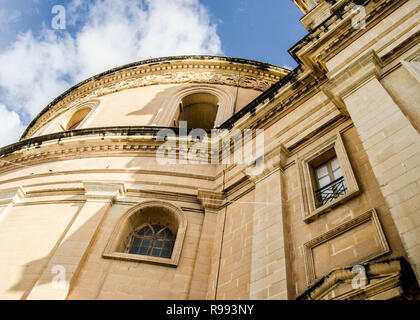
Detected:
[66,108,92,131]
[152,85,235,128]
[32,100,101,136]
[177,93,219,130]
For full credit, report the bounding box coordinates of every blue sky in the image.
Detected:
[202,0,307,67]
[0,0,307,147]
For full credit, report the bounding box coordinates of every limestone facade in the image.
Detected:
[0,0,419,300]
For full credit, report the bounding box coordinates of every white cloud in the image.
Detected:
[0,30,77,117]
[0,104,25,147]
[0,0,222,147]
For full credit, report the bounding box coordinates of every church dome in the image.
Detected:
[22,55,289,140]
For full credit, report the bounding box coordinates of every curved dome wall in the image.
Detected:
[23,56,289,139]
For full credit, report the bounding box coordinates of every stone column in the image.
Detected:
[26,182,126,300]
[245,144,289,299]
[323,50,420,282]
[188,189,224,300]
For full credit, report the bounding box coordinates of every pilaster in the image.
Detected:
[0,186,26,218]
[323,50,420,283]
[26,182,126,300]
[244,144,290,299]
[189,189,224,299]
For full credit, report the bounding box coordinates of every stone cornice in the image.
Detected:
[228,70,329,134]
[0,126,293,183]
[318,0,411,64]
[204,0,406,133]
[322,50,383,114]
[0,140,160,175]
[22,56,289,140]
[83,181,126,203]
[243,142,289,183]
[0,186,26,207]
[290,0,362,67]
[197,189,225,210]
[5,126,181,155]
[289,0,408,71]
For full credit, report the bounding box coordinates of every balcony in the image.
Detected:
[315,176,347,207]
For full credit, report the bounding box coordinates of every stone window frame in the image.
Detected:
[102,200,187,267]
[302,208,390,285]
[151,85,235,128]
[297,132,360,223]
[34,100,102,136]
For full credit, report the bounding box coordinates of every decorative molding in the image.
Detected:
[303,208,390,285]
[224,70,329,136]
[318,0,411,64]
[291,0,407,71]
[243,141,288,183]
[402,51,420,82]
[293,0,321,14]
[83,181,126,203]
[0,139,161,174]
[298,257,419,300]
[0,186,26,207]
[322,50,383,115]
[23,59,287,139]
[300,1,333,31]
[197,189,225,210]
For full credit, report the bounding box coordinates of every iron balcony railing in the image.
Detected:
[314,176,347,207]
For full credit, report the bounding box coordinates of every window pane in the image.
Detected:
[161,249,171,258]
[140,239,151,249]
[163,242,173,250]
[152,224,162,233]
[333,167,343,180]
[318,176,331,188]
[136,225,153,236]
[151,248,162,257]
[154,240,164,249]
[157,228,174,239]
[138,245,149,255]
[128,223,175,258]
[128,238,141,254]
[315,165,329,179]
[330,157,340,171]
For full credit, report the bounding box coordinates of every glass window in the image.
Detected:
[127,224,175,259]
[314,156,347,206]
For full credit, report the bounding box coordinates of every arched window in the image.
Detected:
[178,93,219,130]
[127,224,175,258]
[65,107,91,131]
[103,201,187,267]
[31,100,100,137]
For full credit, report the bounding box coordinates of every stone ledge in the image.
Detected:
[322,50,383,115]
[0,186,26,206]
[297,257,419,300]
